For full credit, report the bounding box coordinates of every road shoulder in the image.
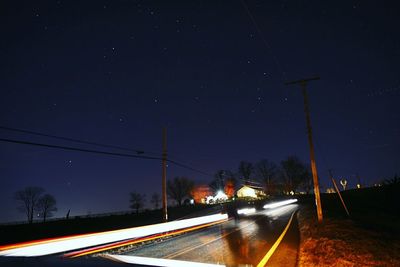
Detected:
[297,205,400,266]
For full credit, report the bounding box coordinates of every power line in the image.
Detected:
[0,137,213,177]
[167,159,213,177]
[0,137,161,160]
[0,125,158,156]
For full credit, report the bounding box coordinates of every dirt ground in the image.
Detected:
[297,206,400,267]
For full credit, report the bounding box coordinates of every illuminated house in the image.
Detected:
[236,185,265,199]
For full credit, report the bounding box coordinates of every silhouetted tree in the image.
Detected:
[129,192,146,214]
[281,156,309,193]
[15,186,45,224]
[238,161,253,182]
[167,177,194,206]
[36,194,57,222]
[150,193,161,209]
[255,159,278,195]
[301,165,313,194]
[209,170,226,192]
[383,174,400,185]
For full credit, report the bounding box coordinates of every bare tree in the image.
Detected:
[150,193,161,209]
[255,159,278,195]
[36,194,57,222]
[281,156,309,193]
[15,187,45,224]
[167,177,194,206]
[238,161,253,182]
[129,192,146,215]
[209,170,225,192]
[301,165,313,194]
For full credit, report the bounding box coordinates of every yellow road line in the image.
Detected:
[256,211,296,267]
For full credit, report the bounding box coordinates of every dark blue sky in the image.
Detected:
[1,0,399,222]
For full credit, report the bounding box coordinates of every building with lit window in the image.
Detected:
[236,185,265,199]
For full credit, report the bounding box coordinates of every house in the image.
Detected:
[236,184,265,199]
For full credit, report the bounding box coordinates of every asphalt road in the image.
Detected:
[115,204,299,267]
[0,204,299,267]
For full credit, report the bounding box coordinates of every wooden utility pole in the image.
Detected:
[162,127,168,222]
[285,76,323,223]
[329,170,350,217]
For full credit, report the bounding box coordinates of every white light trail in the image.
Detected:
[106,254,226,267]
[264,205,297,217]
[237,208,256,215]
[0,213,228,257]
[263,199,298,209]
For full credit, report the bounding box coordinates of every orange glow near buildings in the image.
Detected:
[224,180,235,198]
[191,185,212,204]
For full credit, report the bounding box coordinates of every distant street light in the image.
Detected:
[340,179,347,190]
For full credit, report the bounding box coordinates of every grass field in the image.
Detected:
[297,183,400,266]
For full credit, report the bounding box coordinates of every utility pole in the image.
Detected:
[329,170,350,217]
[285,76,323,223]
[162,127,168,222]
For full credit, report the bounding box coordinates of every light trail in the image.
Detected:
[0,213,228,257]
[64,219,226,258]
[105,254,226,267]
[264,204,297,217]
[263,199,298,209]
[237,207,256,215]
[164,219,258,260]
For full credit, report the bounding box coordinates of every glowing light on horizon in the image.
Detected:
[205,191,228,204]
[0,213,228,257]
[214,191,228,201]
[105,254,226,267]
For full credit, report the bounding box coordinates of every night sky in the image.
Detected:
[1,0,399,223]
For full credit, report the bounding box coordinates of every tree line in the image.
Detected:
[129,155,313,213]
[13,155,312,221]
[14,186,57,223]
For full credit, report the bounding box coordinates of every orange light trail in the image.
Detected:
[0,213,228,257]
[64,218,227,258]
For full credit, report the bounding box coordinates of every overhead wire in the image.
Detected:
[0,125,152,155]
[0,137,213,177]
[0,125,213,176]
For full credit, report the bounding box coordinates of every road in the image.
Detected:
[107,204,299,267]
[0,203,299,266]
